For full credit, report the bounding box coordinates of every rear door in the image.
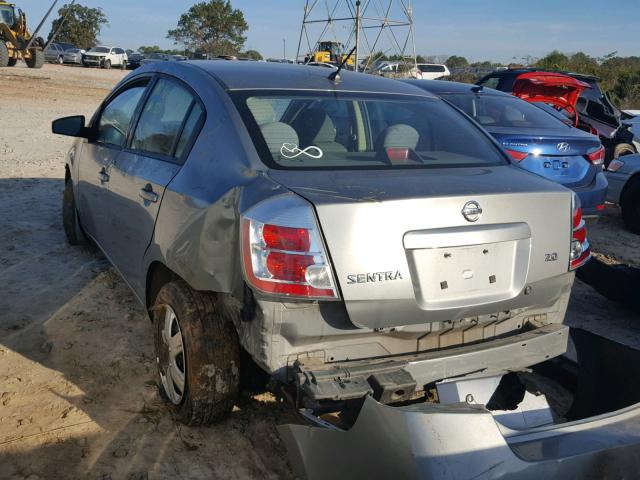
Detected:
[77,79,150,245]
[104,76,206,294]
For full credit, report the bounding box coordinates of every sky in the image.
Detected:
[25,0,640,63]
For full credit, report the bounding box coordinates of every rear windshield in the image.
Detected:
[443,93,571,130]
[233,92,507,170]
[418,65,445,73]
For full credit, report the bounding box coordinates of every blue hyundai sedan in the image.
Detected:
[405,80,608,218]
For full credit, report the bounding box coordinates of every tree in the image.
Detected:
[535,50,569,71]
[446,55,469,68]
[47,3,107,50]
[167,0,248,56]
[243,49,262,60]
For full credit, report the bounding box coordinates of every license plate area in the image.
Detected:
[404,224,531,310]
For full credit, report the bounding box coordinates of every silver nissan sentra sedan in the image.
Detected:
[53,61,590,428]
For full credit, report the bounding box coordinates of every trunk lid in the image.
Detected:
[487,127,601,187]
[512,72,591,116]
[269,166,573,329]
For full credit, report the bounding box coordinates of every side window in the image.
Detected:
[175,103,205,161]
[131,78,199,159]
[96,84,148,147]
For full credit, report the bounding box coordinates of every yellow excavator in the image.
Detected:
[308,41,355,67]
[0,0,72,68]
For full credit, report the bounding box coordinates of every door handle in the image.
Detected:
[98,168,109,183]
[139,184,158,203]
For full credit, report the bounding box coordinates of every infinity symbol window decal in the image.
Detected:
[280,143,324,159]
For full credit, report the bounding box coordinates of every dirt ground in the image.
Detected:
[0,63,639,480]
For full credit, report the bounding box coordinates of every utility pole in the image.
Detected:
[283,38,286,61]
[354,0,360,72]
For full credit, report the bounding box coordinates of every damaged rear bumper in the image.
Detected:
[280,396,640,480]
[294,324,568,407]
[280,328,640,479]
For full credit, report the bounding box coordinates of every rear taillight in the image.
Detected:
[241,195,339,299]
[607,159,625,172]
[505,149,528,162]
[569,195,590,270]
[585,146,605,166]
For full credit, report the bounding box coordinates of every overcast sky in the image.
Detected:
[27,0,640,62]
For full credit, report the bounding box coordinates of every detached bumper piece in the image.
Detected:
[294,324,569,408]
[279,396,640,480]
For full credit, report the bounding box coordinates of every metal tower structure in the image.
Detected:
[296,0,416,72]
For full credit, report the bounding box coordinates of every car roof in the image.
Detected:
[182,61,436,96]
[402,79,513,97]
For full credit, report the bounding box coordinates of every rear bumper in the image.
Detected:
[294,324,568,407]
[280,395,640,480]
[572,172,608,217]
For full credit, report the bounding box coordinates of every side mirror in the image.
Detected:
[52,115,90,138]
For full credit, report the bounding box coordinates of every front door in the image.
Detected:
[105,76,206,296]
[77,80,149,247]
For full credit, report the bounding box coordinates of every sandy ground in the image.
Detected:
[0,63,639,479]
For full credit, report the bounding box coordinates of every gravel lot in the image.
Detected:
[0,63,638,479]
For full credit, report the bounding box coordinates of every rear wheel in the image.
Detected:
[121,60,127,70]
[57,55,64,65]
[153,281,240,425]
[621,177,640,234]
[7,58,17,67]
[0,42,9,68]
[62,179,87,245]
[25,49,44,69]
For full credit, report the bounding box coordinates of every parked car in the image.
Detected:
[83,46,128,69]
[477,68,640,162]
[63,47,85,65]
[44,42,66,64]
[406,80,608,218]
[126,52,145,69]
[372,61,420,79]
[416,63,450,80]
[606,153,640,233]
[139,53,187,66]
[53,62,589,437]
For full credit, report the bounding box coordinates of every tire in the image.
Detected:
[153,281,240,425]
[621,176,640,235]
[25,49,44,69]
[614,143,636,159]
[62,179,88,245]
[0,42,9,68]
[57,55,64,65]
[121,60,127,70]
[7,58,17,67]
[103,59,111,69]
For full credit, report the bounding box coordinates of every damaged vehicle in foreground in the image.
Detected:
[52,61,640,478]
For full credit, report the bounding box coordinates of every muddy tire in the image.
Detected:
[614,143,636,159]
[153,281,240,425]
[25,49,44,69]
[621,176,640,235]
[62,179,87,245]
[7,58,17,67]
[0,42,9,68]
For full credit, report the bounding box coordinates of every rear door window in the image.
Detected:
[131,78,203,162]
[96,83,148,147]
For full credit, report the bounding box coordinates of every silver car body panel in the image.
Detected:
[279,395,640,480]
